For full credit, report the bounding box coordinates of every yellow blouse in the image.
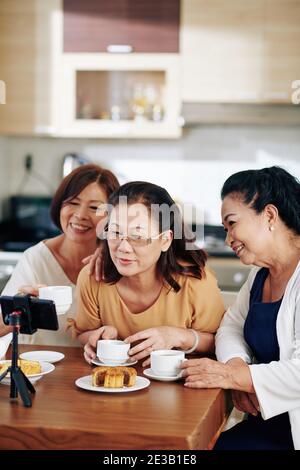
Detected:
[71,265,225,339]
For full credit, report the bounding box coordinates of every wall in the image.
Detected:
[0,125,300,225]
[0,136,10,220]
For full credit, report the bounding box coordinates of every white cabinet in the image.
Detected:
[60,0,181,138]
[181,0,300,104]
[59,53,181,138]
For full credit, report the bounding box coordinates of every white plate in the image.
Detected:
[143,368,182,382]
[0,360,55,385]
[75,375,150,393]
[91,357,137,367]
[19,350,65,364]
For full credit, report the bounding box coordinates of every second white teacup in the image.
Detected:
[38,286,72,315]
[97,339,130,364]
[150,350,185,377]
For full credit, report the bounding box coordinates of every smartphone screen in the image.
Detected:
[0,295,59,334]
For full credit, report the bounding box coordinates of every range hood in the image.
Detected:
[182,103,300,126]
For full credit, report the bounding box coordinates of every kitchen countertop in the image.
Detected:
[0,251,23,262]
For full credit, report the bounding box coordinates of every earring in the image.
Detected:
[269,225,275,232]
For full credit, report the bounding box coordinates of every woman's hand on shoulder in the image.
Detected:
[125,326,183,367]
[83,325,118,363]
[82,246,102,281]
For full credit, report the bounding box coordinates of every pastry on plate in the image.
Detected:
[0,359,41,376]
[92,366,137,388]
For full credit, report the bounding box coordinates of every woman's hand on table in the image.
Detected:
[181,357,233,389]
[181,357,254,393]
[83,325,118,363]
[125,326,185,367]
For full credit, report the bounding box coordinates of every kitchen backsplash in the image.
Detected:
[0,125,299,225]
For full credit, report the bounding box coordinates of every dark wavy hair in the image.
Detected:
[101,181,207,292]
[221,166,300,235]
[51,164,120,230]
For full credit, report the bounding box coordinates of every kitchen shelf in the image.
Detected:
[59,53,181,138]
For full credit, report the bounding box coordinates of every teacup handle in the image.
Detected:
[177,358,188,378]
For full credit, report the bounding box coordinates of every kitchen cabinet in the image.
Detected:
[61,0,181,138]
[0,0,62,136]
[207,257,251,292]
[181,0,300,104]
[60,53,181,138]
[180,0,265,103]
[0,0,181,138]
[63,0,180,53]
[263,0,300,103]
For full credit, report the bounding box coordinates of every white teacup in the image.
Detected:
[97,339,130,364]
[38,286,72,315]
[150,350,185,377]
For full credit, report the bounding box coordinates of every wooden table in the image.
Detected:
[0,345,231,450]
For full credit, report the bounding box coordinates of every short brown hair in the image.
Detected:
[51,164,119,230]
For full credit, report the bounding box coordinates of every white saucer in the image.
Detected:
[91,357,137,367]
[143,368,182,382]
[0,360,55,385]
[19,350,65,364]
[75,375,150,393]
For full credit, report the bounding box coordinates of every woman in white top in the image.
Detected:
[181,166,300,450]
[0,164,119,346]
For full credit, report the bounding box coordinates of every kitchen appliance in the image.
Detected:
[207,259,251,292]
[0,252,22,293]
[0,196,60,252]
[62,153,90,178]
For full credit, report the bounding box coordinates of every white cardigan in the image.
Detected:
[216,262,300,449]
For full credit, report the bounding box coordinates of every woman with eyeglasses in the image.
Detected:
[71,181,225,366]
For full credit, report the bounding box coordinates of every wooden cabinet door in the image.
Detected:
[180,0,265,103]
[263,0,300,103]
[63,0,180,53]
[0,0,61,136]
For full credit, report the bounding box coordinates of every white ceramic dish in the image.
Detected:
[0,360,55,385]
[143,368,182,382]
[20,350,65,364]
[75,375,150,393]
[0,333,12,360]
[91,357,137,367]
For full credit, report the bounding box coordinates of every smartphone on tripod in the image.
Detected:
[0,294,59,407]
[0,294,59,334]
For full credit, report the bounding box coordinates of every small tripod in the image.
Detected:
[0,310,35,407]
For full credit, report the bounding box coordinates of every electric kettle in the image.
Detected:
[62,153,90,178]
